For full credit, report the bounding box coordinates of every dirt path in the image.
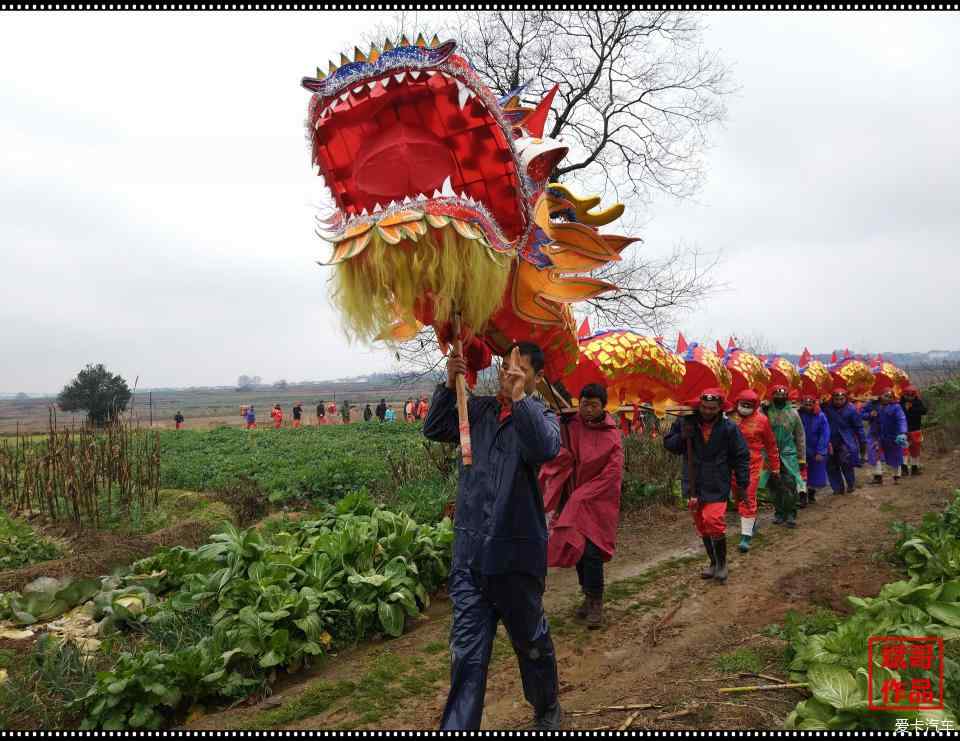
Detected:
[190,448,960,731]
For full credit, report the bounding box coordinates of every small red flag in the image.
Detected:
[716,340,725,356]
[676,332,688,354]
[577,317,591,338]
[831,351,838,364]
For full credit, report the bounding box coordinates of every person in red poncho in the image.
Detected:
[728,390,780,554]
[539,383,624,630]
[271,404,283,429]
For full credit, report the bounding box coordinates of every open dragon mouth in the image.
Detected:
[303,37,528,249]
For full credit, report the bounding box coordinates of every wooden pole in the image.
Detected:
[451,312,472,467]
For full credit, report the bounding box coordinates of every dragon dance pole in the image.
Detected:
[451,311,473,467]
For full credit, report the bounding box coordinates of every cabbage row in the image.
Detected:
[3,493,453,730]
[784,491,960,730]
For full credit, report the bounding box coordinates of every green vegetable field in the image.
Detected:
[781,490,960,730]
[0,492,452,730]
[157,426,455,518]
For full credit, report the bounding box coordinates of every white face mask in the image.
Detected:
[738,404,755,416]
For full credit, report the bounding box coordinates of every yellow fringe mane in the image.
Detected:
[331,226,511,342]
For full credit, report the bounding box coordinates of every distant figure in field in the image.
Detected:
[416,396,429,420]
[385,406,396,423]
[271,404,283,429]
[327,401,339,425]
[245,405,256,430]
[376,398,387,423]
[404,397,415,422]
[340,399,351,424]
[292,402,303,428]
[364,403,373,422]
[316,400,326,426]
[174,411,184,430]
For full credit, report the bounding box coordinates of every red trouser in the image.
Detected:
[690,500,727,538]
[732,459,763,519]
[293,419,301,428]
[908,431,923,458]
[175,422,182,430]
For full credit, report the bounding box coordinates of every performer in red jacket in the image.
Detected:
[728,389,781,553]
[539,383,624,630]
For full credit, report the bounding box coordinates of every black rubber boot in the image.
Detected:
[912,465,921,476]
[585,593,603,630]
[713,537,728,584]
[901,464,910,477]
[798,490,808,508]
[701,537,716,579]
[833,486,846,496]
[808,489,817,504]
[894,475,900,486]
[574,593,588,621]
[872,474,883,486]
[535,702,563,731]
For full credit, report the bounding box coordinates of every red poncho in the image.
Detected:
[539,412,624,568]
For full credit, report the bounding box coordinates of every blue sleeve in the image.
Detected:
[663,419,685,455]
[895,405,908,435]
[422,384,459,444]
[511,396,561,465]
[848,407,865,446]
[817,414,830,455]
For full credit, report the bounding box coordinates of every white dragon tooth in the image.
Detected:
[402,195,411,205]
[432,189,442,198]
[367,80,377,90]
[353,85,365,95]
[394,72,406,84]
[340,91,350,102]
[455,80,471,111]
[426,70,437,77]
[409,70,421,80]
[380,77,391,89]
[440,71,450,79]
[373,202,383,213]
[441,176,455,197]
[416,192,427,201]
[361,208,369,217]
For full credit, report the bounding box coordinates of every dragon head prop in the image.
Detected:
[301,35,638,382]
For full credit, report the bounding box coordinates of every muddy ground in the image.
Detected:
[187,447,960,731]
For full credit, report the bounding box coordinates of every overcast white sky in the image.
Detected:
[2,11,957,394]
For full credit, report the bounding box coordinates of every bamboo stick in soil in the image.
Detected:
[451,312,473,467]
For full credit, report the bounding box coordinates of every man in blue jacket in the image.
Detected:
[663,389,751,585]
[822,388,866,495]
[424,342,562,731]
